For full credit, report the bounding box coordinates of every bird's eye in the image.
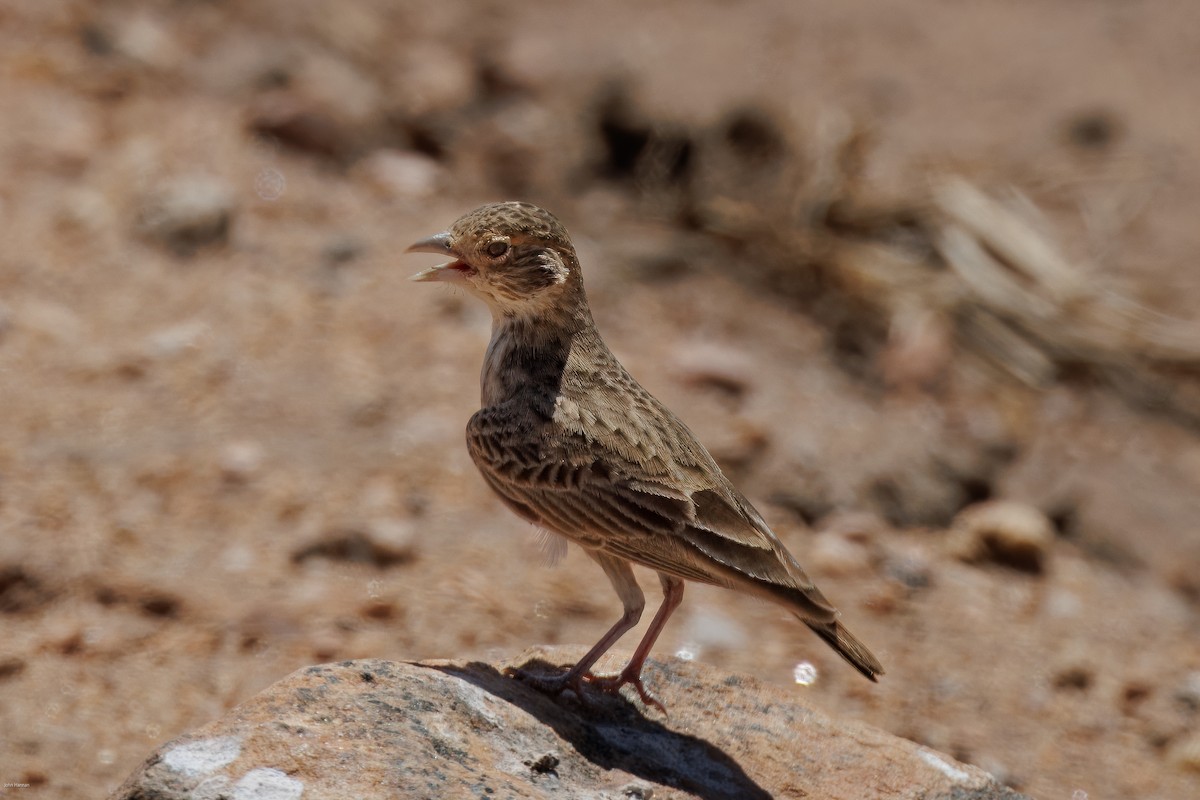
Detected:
[485,240,509,258]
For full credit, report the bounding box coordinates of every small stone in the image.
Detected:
[1173,670,1200,711]
[1168,732,1200,774]
[113,12,180,70]
[1064,108,1122,151]
[670,341,755,399]
[219,441,265,484]
[359,600,397,621]
[947,500,1054,573]
[358,149,445,199]
[702,418,768,474]
[55,187,116,236]
[291,518,416,568]
[14,299,84,344]
[808,532,873,577]
[524,752,559,775]
[364,517,416,562]
[817,510,889,542]
[1043,588,1083,618]
[144,320,209,360]
[880,307,954,391]
[137,175,235,254]
[1051,665,1093,691]
[881,541,934,590]
[0,657,26,680]
[250,96,347,160]
[322,235,365,267]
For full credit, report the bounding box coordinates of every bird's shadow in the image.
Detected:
[426,658,772,800]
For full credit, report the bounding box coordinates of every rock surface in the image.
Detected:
[111,647,1026,800]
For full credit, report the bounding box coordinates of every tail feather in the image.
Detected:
[804,619,884,682]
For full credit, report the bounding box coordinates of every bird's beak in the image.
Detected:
[406,232,468,283]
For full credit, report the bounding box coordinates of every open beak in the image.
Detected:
[406,232,470,283]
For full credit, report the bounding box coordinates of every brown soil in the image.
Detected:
[1,2,1198,798]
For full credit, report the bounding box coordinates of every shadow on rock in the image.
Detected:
[428,657,772,800]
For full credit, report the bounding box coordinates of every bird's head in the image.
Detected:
[407,202,586,321]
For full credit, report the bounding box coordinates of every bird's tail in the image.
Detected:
[804,619,885,682]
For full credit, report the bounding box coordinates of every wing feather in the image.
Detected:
[467,400,838,622]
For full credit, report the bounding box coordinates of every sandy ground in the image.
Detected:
[1,2,1198,798]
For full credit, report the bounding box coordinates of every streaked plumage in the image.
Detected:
[408,202,882,709]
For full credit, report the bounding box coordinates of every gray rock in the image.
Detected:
[111,647,1029,800]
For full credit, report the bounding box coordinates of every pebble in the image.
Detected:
[947,500,1054,573]
[137,175,236,253]
[219,441,266,484]
[144,320,209,360]
[670,341,755,399]
[1168,732,1200,773]
[1173,670,1200,711]
[14,299,84,344]
[358,149,445,199]
[364,517,417,563]
[56,187,116,236]
[817,509,889,542]
[881,541,934,590]
[113,12,181,70]
[808,532,873,577]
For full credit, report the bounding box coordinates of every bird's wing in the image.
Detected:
[467,404,838,623]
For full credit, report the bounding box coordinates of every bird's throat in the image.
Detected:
[480,315,589,411]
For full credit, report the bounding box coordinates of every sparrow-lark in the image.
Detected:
[408,202,883,710]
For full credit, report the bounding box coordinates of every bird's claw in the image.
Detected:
[504,666,592,705]
[585,668,668,715]
[505,665,667,715]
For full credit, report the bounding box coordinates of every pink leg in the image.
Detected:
[586,572,684,714]
[508,552,644,699]
[509,555,684,714]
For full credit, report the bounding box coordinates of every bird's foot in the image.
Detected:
[504,665,591,703]
[505,664,666,715]
[584,667,667,715]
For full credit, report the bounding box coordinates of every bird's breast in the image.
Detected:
[480,328,570,415]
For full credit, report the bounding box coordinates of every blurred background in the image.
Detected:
[1,1,1198,797]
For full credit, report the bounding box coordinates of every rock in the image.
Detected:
[290,518,417,568]
[137,175,236,254]
[143,320,210,360]
[111,648,1028,800]
[670,341,755,400]
[808,532,875,577]
[357,148,445,200]
[1168,732,1200,774]
[249,51,384,159]
[218,441,266,484]
[1172,670,1200,711]
[946,500,1055,573]
[248,95,349,161]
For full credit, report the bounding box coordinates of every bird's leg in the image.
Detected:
[585,573,684,714]
[507,553,644,701]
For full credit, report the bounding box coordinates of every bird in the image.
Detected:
[407,201,883,711]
